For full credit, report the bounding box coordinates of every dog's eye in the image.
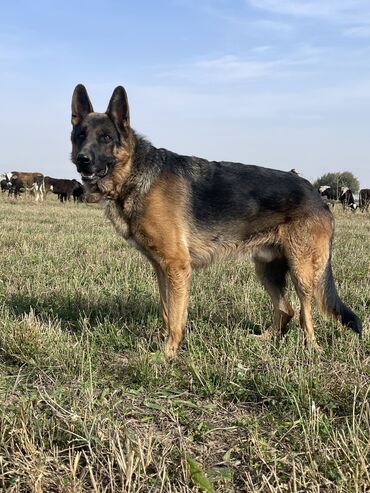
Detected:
[102,134,112,143]
[77,132,85,141]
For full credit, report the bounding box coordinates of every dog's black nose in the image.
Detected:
[77,154,91,166]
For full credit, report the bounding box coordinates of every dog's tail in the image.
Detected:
[315,259,362,337]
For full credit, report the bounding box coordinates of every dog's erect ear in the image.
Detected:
[71,84,94,126]
[106,86,130,132]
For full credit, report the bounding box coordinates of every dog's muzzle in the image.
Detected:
[80,165,109,183]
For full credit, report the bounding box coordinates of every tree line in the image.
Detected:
[313,171,360,194]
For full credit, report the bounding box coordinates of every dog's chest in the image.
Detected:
[105,200,132,240]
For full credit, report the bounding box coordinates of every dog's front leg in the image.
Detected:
[163,259,191,357]
[151,260,169,327]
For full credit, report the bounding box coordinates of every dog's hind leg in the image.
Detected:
[289,259,319,349]
[283,216,334,349]
[254,256,294,337]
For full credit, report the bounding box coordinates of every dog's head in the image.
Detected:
[71,84,131,190]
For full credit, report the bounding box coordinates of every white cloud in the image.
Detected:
[193,55,280,80]
[344,25,370,38]
[158,47,322,83]
[247,0,370,42]
[251,45,273,53]
[246,0,370,29]
[247,0,370,23]
[173,0,294,31]
[0,46,52,62]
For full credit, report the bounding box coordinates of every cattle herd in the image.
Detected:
[0,170,369,212]
[0,171,84,203]
[318,185,370,212]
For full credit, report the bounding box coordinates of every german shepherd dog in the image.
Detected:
[71,85,362,357]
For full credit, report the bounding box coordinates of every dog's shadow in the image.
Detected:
[5,288,264,339]
[6,290,159,334]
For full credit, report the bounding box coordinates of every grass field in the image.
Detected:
[0,196,369,492]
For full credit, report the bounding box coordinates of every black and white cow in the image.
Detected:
[318,185,338,201]
[318,185,338,207]
[319,185,357,210]
[1,180,11,192]
[339,187,357,211]
[0,173,13,193]
[359,188,370,212]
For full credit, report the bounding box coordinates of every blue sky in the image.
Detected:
[1,0,369,186]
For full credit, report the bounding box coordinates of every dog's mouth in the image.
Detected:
[80,165,109,183]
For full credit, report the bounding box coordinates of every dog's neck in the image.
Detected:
[86,130,163,207]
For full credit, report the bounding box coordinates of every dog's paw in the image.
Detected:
[164,344,178,359]
[307,339,323,354]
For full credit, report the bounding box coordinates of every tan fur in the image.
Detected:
[131,176,191,356]
[188,228,280,269]
[277,213,333,346]
[98,140,133,200]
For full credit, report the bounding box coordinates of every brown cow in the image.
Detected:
[10,172,45,201]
